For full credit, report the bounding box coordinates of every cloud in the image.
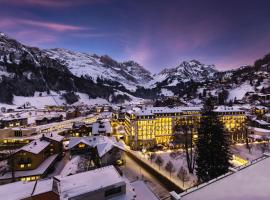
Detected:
[18,19,89,32]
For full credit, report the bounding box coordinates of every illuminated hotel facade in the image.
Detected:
[122,106,246,150]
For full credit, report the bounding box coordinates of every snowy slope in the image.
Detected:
[44,49,152,91]
[228,82,255,100]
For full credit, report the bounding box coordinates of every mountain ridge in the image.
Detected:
[0,32,269,107]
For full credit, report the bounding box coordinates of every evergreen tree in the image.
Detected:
[195,98,231,183]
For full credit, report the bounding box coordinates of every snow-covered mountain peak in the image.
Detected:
[43,48,152,91]
[149,60,218,87]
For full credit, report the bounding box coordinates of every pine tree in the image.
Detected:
[195,98,231,183]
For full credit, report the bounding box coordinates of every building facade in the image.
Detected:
[121,106,246,150]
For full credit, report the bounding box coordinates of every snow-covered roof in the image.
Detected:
[43,132,64,142]
[56,165,125,199]
[0,179,53,200]
[251,127,270,135]
[18,139,50,154]
[253,105,269,109]
[265,113,270,117]
[180,156,270,200]
[136,106,201,116]
[1,116,27,121]
[68,136,124,157]
[35,113,62,121]
[255,119,270,126]
[214,106,243,113]
[92,121,111,135]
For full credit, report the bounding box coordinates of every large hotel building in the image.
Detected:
[118,106,246,150]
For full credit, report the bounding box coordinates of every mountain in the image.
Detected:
[0,32,269,108]
[0,32,153,106]
[44,48,152,91]
[149,60,217,87]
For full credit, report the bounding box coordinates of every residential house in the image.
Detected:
[68,136,123,167]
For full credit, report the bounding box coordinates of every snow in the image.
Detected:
[44,49,150,92]
[180,156,270,200]
[60,156,80,176]
[68,136,124,157]
[3,91,110,109]
[160,88,174,96]
[136,106,202,116]
[43,132,64,142]
[231,144,266,162]
[130,181,159,200]
[56,165,125,199]
[228,81,254,100]
[18,139,50,154]
[214,105,243,113]
[12,92,65,109]
[92,121,112,135]
[0,179,53,200]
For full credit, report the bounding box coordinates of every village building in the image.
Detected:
[0,165,131,200]
[68,122,92,137]
[35,114,63,126]
[68,136,123,167]
[54,165,126,200]
[0,133,63,183]
[120,106,246,150]
[0,116,28,129]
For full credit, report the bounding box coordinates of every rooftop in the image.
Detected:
[179,156,270,200]
[56,165,125,199]
[18,139,50,154]
[135,106,202,116]
[214,106,243,113]
[43,132,64,142]
[68,136,124,157]
[0,179,53,200]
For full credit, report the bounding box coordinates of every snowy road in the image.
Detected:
[120,152,171,200]
[46,152,70,177]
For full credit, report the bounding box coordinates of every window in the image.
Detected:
[79,143,85,148]
[20,164,25,169]
[27,164,31,167]
[105,187,122,197]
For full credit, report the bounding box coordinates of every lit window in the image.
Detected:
[79,143,85,148]
[27,164,31,167]
[20,164,25,168]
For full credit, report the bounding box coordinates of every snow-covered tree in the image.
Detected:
[178,166,190,187]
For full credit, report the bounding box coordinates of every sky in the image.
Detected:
[1,0,270,73]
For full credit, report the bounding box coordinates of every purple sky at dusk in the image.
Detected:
[1,0,270,73]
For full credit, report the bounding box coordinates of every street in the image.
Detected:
[120,152,171,200]
[47,152,70,177]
